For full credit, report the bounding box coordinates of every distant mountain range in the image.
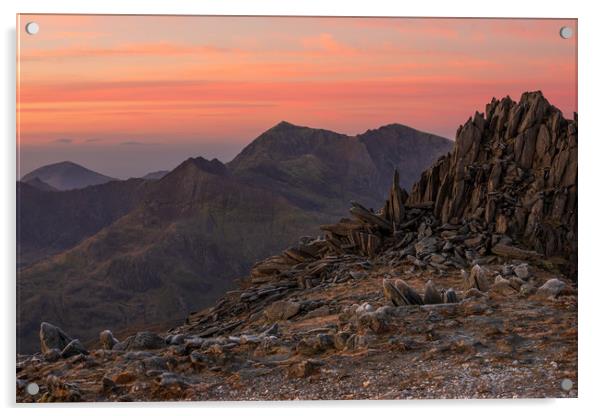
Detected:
[17,121,452,353]
[21,161,116,191]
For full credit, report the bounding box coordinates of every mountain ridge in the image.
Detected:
[140,170,170,181]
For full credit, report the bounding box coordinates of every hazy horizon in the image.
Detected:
[18,15,577,178]
[18,120,454,179]
[18,136,247,179]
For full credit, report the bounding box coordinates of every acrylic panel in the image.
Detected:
[16,15,577,402]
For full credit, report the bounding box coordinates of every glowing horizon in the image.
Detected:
[17,15,577,178]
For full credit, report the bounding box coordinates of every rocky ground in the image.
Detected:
[17,226,577,402]
[16,91,578,402]
[16,259,577,402]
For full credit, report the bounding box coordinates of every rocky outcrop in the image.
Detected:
[99,330,119,350]
[39,322,72,354]
[463,265,490,292]
[117,331,166,351]
[536,278,567,299]
[423,280,443,304]
[382,279,424,306]
[60,339,88,358]
[407,92,577,277]
[264,300,301,321]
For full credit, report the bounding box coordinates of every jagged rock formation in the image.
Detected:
[407,92,577,276]
[382,279,424,306]
[170,92,577,357]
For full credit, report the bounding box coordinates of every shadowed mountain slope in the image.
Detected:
[17,179,151,268]
[17,157,329,353]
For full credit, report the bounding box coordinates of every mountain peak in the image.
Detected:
[270,120,306,131]
[362,123,423,135]
[47,160,80,168]
[172,156,230,178]
[275,120,296,127]
[22,161,116,191]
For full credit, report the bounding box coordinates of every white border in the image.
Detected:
[2,0,599,414]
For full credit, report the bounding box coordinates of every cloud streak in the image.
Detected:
[119,141,158,146]
[20,42,232,61]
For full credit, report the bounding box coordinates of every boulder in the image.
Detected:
[383,278,424,306]
[494,275,509,285]
[39,322,72,354]
[535,278,566,299]
[509,276,526,291]
[358,311,390,334]
[423,280,443,304]
[168,334,186,345]
[463,288,487,299]
[514,263,530,279]
[334,331,351,350]
[99,330,119,350]
[287,359,324,378]
[43,348,61,363]
[519,283,537,297]
[123,331,166,351]
[264,300,301,321]
[490,280,517,297]
[61,339,89,358]
[355,302,374,315]
[296,334,334,355]
[463,265,490,292]
[443,288,459,303]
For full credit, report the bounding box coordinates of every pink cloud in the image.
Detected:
[300,33,358,55]
[20,42,233,61]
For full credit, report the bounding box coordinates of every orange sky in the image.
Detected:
[17,15,577,178]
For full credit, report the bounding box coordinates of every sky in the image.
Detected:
[17,15,577,179]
